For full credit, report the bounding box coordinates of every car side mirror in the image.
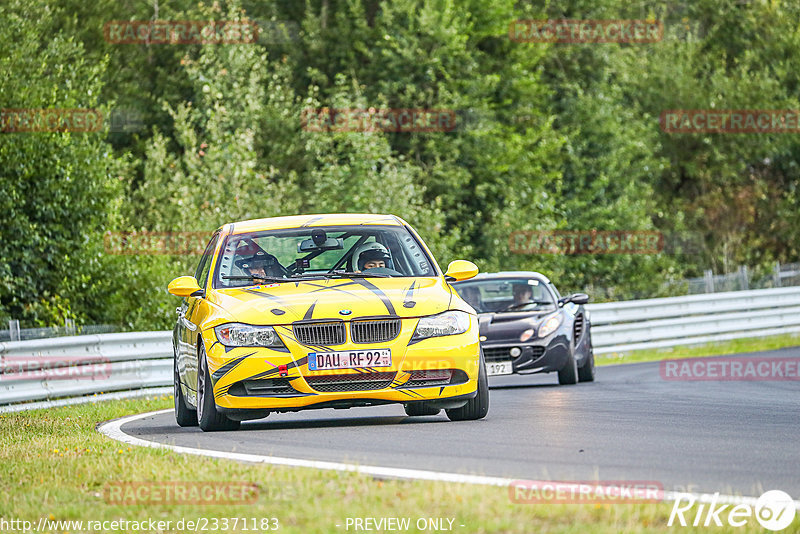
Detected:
[168,276,204,298]
[444,260,479,282]
[559,293,589,306]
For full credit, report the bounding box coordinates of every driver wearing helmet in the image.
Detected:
[353,242,391,271]
[234,251,284,278]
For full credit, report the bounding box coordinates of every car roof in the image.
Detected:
[456,271,552,284]
[224,213,406,234]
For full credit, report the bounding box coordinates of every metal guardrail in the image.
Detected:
[0,332,171,405]
[2,286,800,405]
[588,286,800,354]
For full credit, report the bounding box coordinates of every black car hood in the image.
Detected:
[478,311,555,341]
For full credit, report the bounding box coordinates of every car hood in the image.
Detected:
[478,311,557,341]
[208,277,451,324]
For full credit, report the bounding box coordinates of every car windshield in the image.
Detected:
[454,278,556,313]
[213,225,436,288]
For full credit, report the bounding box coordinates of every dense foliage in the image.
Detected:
[1,0,798,329]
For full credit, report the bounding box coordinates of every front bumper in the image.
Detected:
[201,317,481,410]
[483,334,570,374]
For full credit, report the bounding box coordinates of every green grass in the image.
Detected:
[0,396,787,533]
[597,332,800,366]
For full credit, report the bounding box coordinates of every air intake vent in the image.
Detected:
[293,321,346,345]
[351,318,401,343]
[305,372,396,392]
[574,314,584,340]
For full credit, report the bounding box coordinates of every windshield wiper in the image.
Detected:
[499,300,553,312]
[323,270,392,278]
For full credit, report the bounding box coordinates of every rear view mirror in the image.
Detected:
[298,237,343,252]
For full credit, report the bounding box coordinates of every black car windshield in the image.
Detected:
[454,278,556,313]
[214,225,436,288]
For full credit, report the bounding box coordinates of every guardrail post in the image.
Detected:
[774,262,782,287]
[8,319,20,341]
[65,318,76,336]
[703,269,714,293]
[738,265,749,291]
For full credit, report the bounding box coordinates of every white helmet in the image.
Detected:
[352,242,391,270]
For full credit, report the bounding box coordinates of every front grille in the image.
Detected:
[228,378,299,397]
[351,318,401,343]
[483,345,545,362]
[574,314,584,340]
[305,372,396,392]
[293,321,346,345]
[484,346,520,362]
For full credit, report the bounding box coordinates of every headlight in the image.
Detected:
[412,311,470,340]
[520,328,535,342]
[537,315,562,338]
[214,323,284,347]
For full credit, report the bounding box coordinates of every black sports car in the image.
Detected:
[452,272,594,384]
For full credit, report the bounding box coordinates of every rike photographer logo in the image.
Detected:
[669,490,796,531]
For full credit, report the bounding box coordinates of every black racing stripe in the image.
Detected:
[439,386,445,395]
[242,288,290,307]
[211,352,255,382]
[303,301,316,320]
[307,283,366,299]
[403,281,417,308]
[350,278,396,315]
[248,356,309,380]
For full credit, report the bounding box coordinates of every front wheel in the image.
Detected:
[578,339,595,383]
[558,349,578,385]
[446,351,489,421]
[197,344,240,432]
[174,349,197,427]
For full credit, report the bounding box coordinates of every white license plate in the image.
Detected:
[308,349,391,370]
[487,361,513,376]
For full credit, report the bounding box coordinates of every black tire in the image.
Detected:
[446,351,489,421]
[558,349,578,385]
[174,349,198,427]
[197,344,240,432]
[404,403,441,417]
[578,338,595,383]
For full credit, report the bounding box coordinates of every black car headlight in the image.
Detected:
[214,323,284,348]
[537,315,562,338]
[411,311,470,340]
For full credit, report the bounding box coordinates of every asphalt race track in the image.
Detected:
[119,347,800,497]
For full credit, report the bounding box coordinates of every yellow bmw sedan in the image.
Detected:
[168,213,487,431]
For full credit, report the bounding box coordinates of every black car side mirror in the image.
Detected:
[559,293,589,306]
